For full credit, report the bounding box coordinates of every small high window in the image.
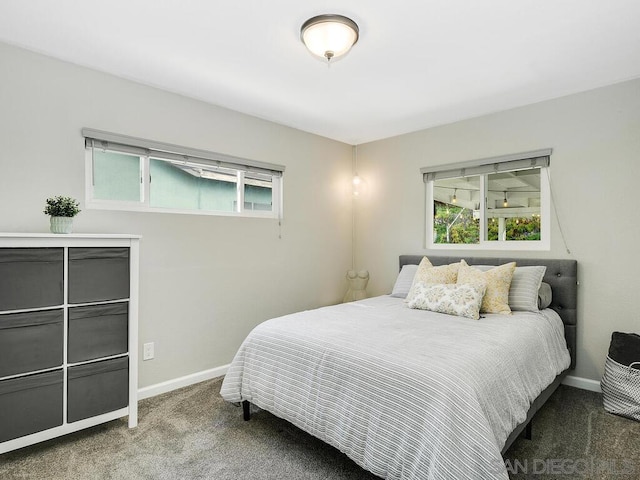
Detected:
[84,129,284,218]
[423,150,551,250]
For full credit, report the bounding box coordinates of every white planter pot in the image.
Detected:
[50,216,74,234]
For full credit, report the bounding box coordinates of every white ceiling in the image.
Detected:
[1,1,639,145]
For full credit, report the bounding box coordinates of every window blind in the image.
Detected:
[82,128,285,177]
[421,149,551,182]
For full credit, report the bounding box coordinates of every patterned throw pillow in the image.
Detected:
[457,259,516,314]
[407,282,487,320]
[406,257,461,303]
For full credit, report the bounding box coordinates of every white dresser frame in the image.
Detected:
[0,233,140,454]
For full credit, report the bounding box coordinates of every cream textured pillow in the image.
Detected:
[406,257,461,303]
[457,259,516,314]
[407,282,487,320]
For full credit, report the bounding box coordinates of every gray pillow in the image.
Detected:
[390,264,418,298]
[472,264,546,312]
[538,282,552,309]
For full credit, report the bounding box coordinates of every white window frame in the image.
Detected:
[83,129,284,219]
[424,150,551,251]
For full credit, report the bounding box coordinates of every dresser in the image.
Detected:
[0,233,139,454]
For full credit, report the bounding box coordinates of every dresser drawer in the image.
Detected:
[0,309,63,377]
[0,370,63,442]
[68,248,130,303]
[0,248,63,310]
[68,303,128,363]
[68,357,129,423]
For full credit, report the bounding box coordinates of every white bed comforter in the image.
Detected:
[220,295,571,480]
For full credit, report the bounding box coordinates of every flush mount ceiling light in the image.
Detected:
[301,14,359,63]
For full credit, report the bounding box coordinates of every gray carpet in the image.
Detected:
[1,378,638,479]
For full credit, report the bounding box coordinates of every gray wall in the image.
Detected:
[2,40,638,388]
[0,42,353,388]
[356,79,640,382]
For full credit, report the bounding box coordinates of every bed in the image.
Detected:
[220,255,577,480]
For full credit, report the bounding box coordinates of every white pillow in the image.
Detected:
[407,282,486,320]
[390,264,418,298]
[473,265,546,312]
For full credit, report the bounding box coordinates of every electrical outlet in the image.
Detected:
[143,342,155,360]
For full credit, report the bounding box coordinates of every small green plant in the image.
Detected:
[43,196,81,217]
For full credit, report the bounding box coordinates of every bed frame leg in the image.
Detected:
[524,420,532,440]
[242,400,251,421]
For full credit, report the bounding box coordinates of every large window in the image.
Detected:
[423,150,551,250]
[84,129,284,218]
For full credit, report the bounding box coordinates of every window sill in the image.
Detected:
[427,240,550,251]
[86,201,280,219]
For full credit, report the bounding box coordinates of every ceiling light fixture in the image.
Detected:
[503,192,508,208]
[452,189,457,204]
[301,14,359,63]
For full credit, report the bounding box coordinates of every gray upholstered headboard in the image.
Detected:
[399,255,578,370]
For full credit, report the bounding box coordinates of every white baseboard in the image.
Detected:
[138,364,230,400]
[136,367,601,401]
[562,375,602,393]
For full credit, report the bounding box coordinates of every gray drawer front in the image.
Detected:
[68,357,129,423]
[68,248,130,303]
[0,370,63,442]
[68,303,128,363]
[0,309,63,377]
[0,248,63,311]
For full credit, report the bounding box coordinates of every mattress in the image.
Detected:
[220,295,571,480]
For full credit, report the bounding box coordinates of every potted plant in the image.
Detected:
[44,196,81,234]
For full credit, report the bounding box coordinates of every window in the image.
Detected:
[84,129,284,218]
[423,150,551,250]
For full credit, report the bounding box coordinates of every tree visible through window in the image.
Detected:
[432,175,481,245]
[433,202,479,244]
[487,216,541,241]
